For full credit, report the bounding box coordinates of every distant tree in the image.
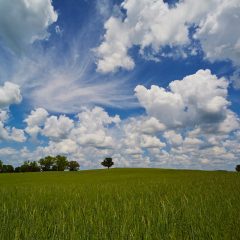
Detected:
[20,161,31,172]
[20,161,41,172]
[54,155,69,171]
[2,165,14,173]
[101,157,114,170]
[29,161,41,172]
[39,156,55,171]
[236,165,240,172]
[0,160,3,173]
[14,167,21,173]
[68,161,80,171]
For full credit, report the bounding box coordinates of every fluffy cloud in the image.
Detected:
[0,82,22,108]
[3,71,240,170]
[0,0,58,53]
[70,107,120,148]
[95,0,212,72]
[96,0,240,73]
[24,106,120,149]
[195,0,240,66]
[0,122,26,142]
[164,130,183,146]
[24,108,49,138]
[135,69,236,132]
[42,115,74,140]
[0,147,17,156]
[0,82,25,142]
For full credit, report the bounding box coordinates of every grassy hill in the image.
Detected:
[0,168,239,239]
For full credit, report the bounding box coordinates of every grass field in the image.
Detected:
[0,168,239,240]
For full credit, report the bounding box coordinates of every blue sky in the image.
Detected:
[0,0,239,170]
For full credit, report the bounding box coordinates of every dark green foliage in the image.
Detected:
[0,160,3,173]
[236,165,240,172]
[68,161,80,171]
[101,157,114,169]
[2,165,14,173]
[39,156,55,171]
[54,155,69,171]
[0,156,75,173]
[14,167,21,173]
[39,155,69,171]
[20,161,40,172]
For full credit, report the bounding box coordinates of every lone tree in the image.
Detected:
[236,165,240,172]
[101,157,114,170]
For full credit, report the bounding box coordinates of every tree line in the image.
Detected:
[0,155,80,173]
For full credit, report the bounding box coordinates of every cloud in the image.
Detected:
[135,69,236,132]
[0,147,17,156]
[164,130,183,146]
[96,0,240,74]
[95,16,134,73]
[2,72,240,170]
[0,0,58,53]
[95,0,216,72]
[70,107,120,148]
[42,115,74,140]
[0,82,22,108]
[0,82,25,142]
[4,38,138,113]
[24,106,120,149]
[0,122,26,142]
[3,100,240,170]
[24,108,49,138]
[195,0,240,66]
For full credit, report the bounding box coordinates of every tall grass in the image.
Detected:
[0,168,239,239]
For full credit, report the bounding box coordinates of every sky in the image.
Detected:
[0,0,239,170]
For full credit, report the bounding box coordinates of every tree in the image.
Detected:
[29,161,41,172]
[2,165,14,173]
[236,165,240,172]
[68,161,80,171]
[14,167,21,173]
[54,155,69,171]
[39,156,55,171]
[101,157,114,170]
[20,161,40,172]
[0,160,3,173]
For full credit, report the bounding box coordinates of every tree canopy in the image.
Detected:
[0,156,80,173]
[236,165,240,172]
[101,157,114,169]
[68,161,80,171]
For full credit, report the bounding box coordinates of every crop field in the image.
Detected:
[0,168,239,240]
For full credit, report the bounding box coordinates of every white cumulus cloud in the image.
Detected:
[0,0,58,53]
[135,69,234,131]
[96,0,240,74]
[0,82,22,108]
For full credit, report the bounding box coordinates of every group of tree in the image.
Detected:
[0,156,80,173]
[0,160,14,173]
[0,156,114,174]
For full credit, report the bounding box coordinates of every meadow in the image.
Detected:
[0,168,239,240]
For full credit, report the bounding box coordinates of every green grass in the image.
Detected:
[0,168,239,239]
